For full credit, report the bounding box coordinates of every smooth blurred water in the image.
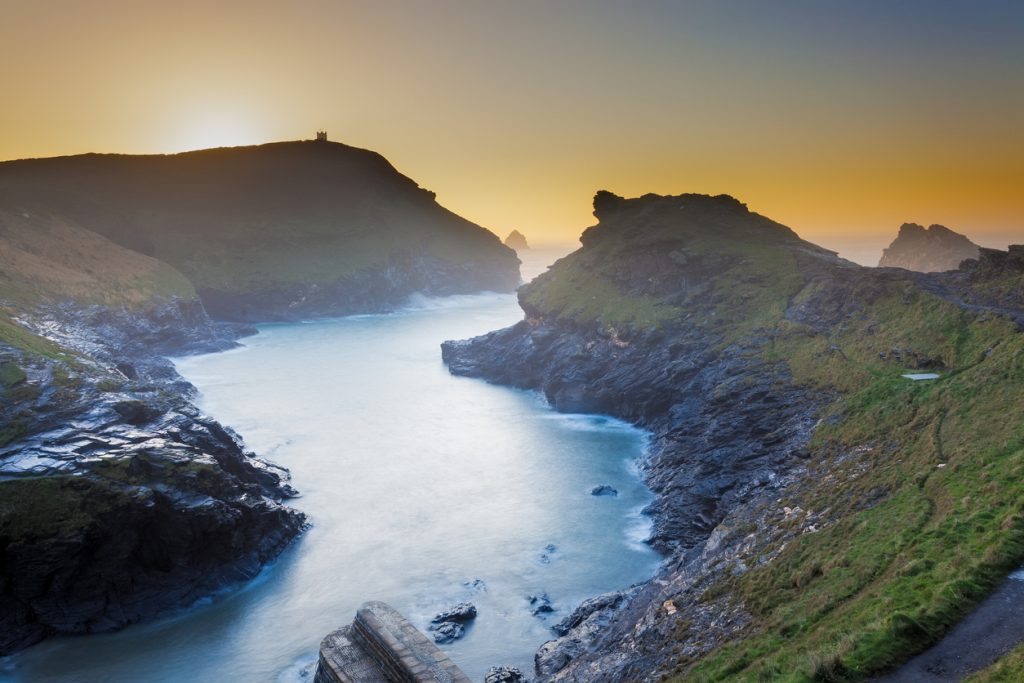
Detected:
[1,248,660,682]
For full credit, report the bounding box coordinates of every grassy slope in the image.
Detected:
[0,206,196,311]
[0,141,514,293]
[521,194,1024,681]
[0,204,194,447]
[521,194,819,340]
[688,290,1024,682]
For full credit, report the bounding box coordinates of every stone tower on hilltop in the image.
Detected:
[316,130,328,142]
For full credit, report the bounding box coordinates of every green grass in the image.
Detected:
[0,477,132,538]
[673,287,1024,681]
[0,361,26,388]
[521,264,681,328]
[0,420,27,448]
[0,313,68,359]
[519,202,809,334]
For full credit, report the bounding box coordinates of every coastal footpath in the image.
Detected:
[443,192,1024,681]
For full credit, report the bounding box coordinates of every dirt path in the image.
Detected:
[874,571,1024,682]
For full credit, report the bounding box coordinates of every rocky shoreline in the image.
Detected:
[0,299,306,655]
[442,297,831,681]
[441,192,1024,681]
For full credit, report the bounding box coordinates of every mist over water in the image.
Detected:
[1,248,660,682]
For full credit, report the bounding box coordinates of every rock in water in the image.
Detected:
[463,578,488,592]
[431,602,478,625]
[529,593,554,616]
[430,621,464,644]
[591,484,618,497]
[878,223,980,272]
[504,230,530,251]
[427,601,477,643]
[538,543,558,564]
[485,665,529,682]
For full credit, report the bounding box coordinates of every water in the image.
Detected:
[1,248,660,682]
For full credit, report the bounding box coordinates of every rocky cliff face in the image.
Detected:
[0,205,307,654]
[443,192,1024,682]
[0,299,306,654]
[878,223,980,272]
[0,141,520,320]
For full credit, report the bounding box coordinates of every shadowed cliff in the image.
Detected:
[0,140,520,320]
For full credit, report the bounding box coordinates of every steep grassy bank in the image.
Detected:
[442,191,1024,682]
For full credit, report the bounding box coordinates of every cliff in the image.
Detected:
[0,198,308,654]
[443,192,1024,681]
[878,223,980,272]
[0,140,520,320]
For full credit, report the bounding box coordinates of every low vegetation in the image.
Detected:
[520,194,1024,681]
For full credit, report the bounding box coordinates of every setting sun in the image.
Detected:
[169,105,273,152]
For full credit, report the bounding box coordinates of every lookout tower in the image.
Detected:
[315,130,328,142]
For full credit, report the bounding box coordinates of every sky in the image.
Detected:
[1,0,1021,261]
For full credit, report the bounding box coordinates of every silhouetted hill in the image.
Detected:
[0,140,520,320]
[879,222,979,272]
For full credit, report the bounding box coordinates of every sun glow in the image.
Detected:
[170,108,271,153]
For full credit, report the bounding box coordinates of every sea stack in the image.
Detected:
[878,223,980,272]
[504,230,530,251]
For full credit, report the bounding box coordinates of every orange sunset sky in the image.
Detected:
[1,0,1021,262]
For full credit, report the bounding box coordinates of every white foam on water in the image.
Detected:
[539,412,640,433]
[625,504,655,551]
[275,654,317,682]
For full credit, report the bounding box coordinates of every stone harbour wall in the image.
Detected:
[315,602,471,683]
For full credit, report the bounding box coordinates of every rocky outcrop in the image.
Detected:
[505,230,530,251]
[878,223,980,272]
[0,299,305,654]
[485,665,529,683]
[442,192,1024,681]
[428,602,477,643]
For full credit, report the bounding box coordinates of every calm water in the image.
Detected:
[1,250,660,682]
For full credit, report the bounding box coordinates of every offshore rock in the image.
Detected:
[431,602,478,625]
[429,621,464,644]
[529,593,554,616]
[485,665,529,683]
[878,222,979,272]
[505,230,530,251]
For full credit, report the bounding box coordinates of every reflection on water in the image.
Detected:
[1,247,659,682]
